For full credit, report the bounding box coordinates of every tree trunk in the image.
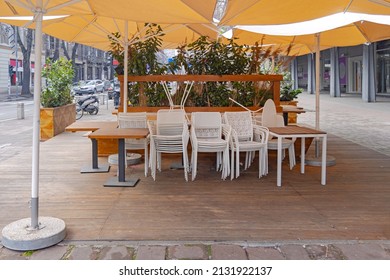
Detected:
[16,27,32,96]
[62,41,79,82]
[53,38,60,61]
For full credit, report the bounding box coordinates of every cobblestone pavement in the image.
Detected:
[0,90,389,260]
[0,241,389,260]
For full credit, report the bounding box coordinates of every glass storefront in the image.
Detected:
[376,40,390,95]
[295,40,390,100]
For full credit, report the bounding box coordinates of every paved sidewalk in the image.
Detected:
[0,91,389,260]
[0,87,33,102]
[1,240,389,260]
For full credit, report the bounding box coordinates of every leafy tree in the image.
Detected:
[109,26,294,107]
[109,24,167,106]
[62,41,79,82]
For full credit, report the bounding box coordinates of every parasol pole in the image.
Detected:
[2,0,66,251]
[123,20,128,113]
[315,33,320,131]
[30,4,43,229]
[306,33,336,167]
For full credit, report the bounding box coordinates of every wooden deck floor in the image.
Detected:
[0,131,389,242]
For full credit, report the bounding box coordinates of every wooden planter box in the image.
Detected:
[40,103,76,140]
[280,100,299,124]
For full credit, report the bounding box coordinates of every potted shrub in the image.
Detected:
[280,83,302,105]
[279,78,303,124]
[40,57,76,140]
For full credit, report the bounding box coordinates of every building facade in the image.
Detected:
[0,23,113,94]
[293,41,390,101]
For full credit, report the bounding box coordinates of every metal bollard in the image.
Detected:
[17,102,25,119]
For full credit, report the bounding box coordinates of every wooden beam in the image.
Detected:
[120,74,283,82]
[117,74,283,112]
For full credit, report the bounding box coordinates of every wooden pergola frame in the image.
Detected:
[117,74,283,112]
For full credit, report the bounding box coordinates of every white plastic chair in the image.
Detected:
[148,109,190,181]
[223,111,269,180]
[117,112,150,177]
[190,112,231,181]
[261,99,296,171]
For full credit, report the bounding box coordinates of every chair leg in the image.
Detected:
[230,149,234,180]
[144,144,148,177]
[183,149,189,182]
[191,149,198,181]
[235,149,240,178]
[288,145,296,170]
[124,149,128,168]
[263,148,268,176]
[265,149,269,175]
[157,152,162,172]
[150,150,156,181]
[221,148,229,180]
[244,152,250,170]
[258,150,262,178]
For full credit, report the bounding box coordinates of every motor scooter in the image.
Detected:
[76,95,99,120]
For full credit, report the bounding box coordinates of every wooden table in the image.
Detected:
[65,121,118,132]
[88,127,149,187]
[268,126,327,187]
[66,121,117,173]
[281,106,306,125]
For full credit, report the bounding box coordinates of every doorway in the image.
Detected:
[348,56,362,93]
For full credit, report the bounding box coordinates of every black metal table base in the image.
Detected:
[103,177,139,187]
[80,164,110,173]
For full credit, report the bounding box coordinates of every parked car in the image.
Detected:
[103,80,111,91]
[71,80,87,96]
[78,79,104,94]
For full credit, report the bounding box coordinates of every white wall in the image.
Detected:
[0,47,10,93]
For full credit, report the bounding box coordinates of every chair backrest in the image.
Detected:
[157,109,187,135]
[191,112,222,139]
[117,112,147,128]
[261,99,278,127]
[223,111,253,141]
[261,99,285,127]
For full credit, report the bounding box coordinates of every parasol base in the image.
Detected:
[1,217,66,251]
[305,154,336,167]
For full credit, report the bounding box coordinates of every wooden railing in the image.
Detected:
[117,74,283,113]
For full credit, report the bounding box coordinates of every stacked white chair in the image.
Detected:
[117,112,150,177]
[223,111,269,180]
[261,99,296,172]
[148,109,190,181]
[190,112,231,181]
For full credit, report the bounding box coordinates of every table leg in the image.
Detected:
[104,138,140,187]
[321,135,327,185]
[92,138,98,169]
[277,136,282,187]
[80,139,110,173]
[283,112,288,126]
[118,138,126,182]
[301,137,305,174]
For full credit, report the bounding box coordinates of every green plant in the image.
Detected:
[280,72,302,101]
[108,24,167,106]
[280,84,303,101]
[108,26,296,107]
[41,57,74,107]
